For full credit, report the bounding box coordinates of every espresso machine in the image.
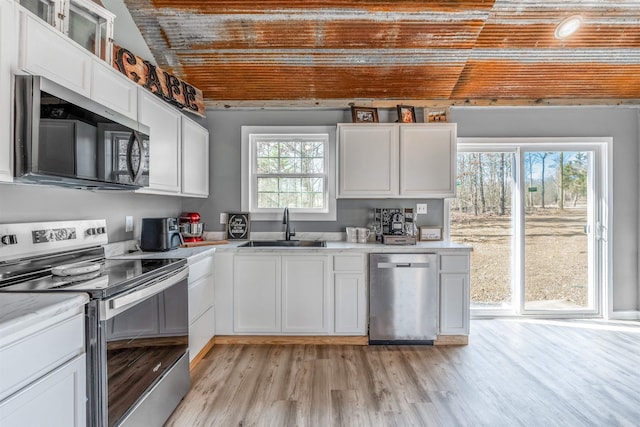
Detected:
[374,208,416,245]
[179,212,205,242]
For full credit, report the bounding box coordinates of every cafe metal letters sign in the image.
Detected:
[112,45,205,117]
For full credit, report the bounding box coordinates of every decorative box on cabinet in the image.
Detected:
[337,123,457,198]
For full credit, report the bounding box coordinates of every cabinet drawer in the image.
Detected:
[0,313,84,401]
[189,307,214,362]
[188,275,214,324]
[0,353,86,427]
[440,255,470,273]
[333,255,364,272]
[189,256,213,282]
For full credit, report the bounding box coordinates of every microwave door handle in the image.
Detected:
[126,131,144,184]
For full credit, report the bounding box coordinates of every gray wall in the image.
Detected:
[0,184,181,242]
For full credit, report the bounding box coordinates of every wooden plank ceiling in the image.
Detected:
[121,0,640,107]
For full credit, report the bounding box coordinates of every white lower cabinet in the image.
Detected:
[232,254,330,334]
[439,254,471,335]
[333,254,367,335]
[0,304,86,427]
[0,354,86,427]
[281,256,329,333]
[187,254,215,362]
[233,255,281,333]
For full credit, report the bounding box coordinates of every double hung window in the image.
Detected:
[241,126,336,221]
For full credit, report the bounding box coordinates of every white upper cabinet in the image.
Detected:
[181,116,210,197]
[338,123,398,197]
[399,123,457,198]
[0,0,16,182]
[337,123,457,198]
[137,89,182,194]
[90,60,138,121]
[18,9,92,97]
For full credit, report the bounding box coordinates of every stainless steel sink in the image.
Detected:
[238,240,326,248]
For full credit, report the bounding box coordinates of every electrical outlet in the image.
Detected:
[416,203,428,214]
[219,213,227,224]
[125,216,134,232]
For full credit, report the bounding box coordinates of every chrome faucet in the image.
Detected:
[282,207,296,240]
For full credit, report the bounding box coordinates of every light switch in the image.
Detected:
[220,213,227,224]
[125,216,134,232]
[416,204,428,214]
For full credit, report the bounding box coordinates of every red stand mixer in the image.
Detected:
[179,212,205,242]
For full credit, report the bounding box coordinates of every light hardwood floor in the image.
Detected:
[166,319,640,426]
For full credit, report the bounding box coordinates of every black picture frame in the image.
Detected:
[351,106,379,123]
[397,105,416,123]
[226,212,250,240]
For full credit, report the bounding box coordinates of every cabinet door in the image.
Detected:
[0,354,86,427]
[439,273,470,335]
[0,0,15,182]
[338,123,398,197]
[282,256,329,333]
[334,273,366,334]
[91,60,138,120]
[181,117,209,197]
[19,10,92,97]
[137,90,181,193]
[234,255,281,333]
[400,123,457,198]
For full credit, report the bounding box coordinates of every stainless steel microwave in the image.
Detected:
[14,75,150,190]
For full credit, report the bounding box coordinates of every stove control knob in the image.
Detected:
[1,234,17,245]
[87,227,107,236]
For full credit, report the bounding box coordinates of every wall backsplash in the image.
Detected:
[0,183,182,242]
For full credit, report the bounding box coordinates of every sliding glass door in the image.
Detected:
[450,151,516,313]
[522,150,596,313]
[451,141,603,317]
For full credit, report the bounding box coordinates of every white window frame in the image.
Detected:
[241,125,337,221]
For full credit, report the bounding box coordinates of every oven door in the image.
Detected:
[98,267,189,427]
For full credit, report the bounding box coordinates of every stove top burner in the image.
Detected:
[1,257,186,298]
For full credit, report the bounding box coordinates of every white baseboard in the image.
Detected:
[609,310,640,320]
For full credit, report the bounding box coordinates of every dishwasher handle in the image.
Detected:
[377,262,431,269]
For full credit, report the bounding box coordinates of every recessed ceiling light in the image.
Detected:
[555,15,583,39]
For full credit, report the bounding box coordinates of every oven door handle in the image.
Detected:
[102,266,188,320]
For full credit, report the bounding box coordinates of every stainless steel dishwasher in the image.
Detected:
[369,253,438,344]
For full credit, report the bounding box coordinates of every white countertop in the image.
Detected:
[0,293,89,344]
[108,239,471,259]
[214,240,472,253]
